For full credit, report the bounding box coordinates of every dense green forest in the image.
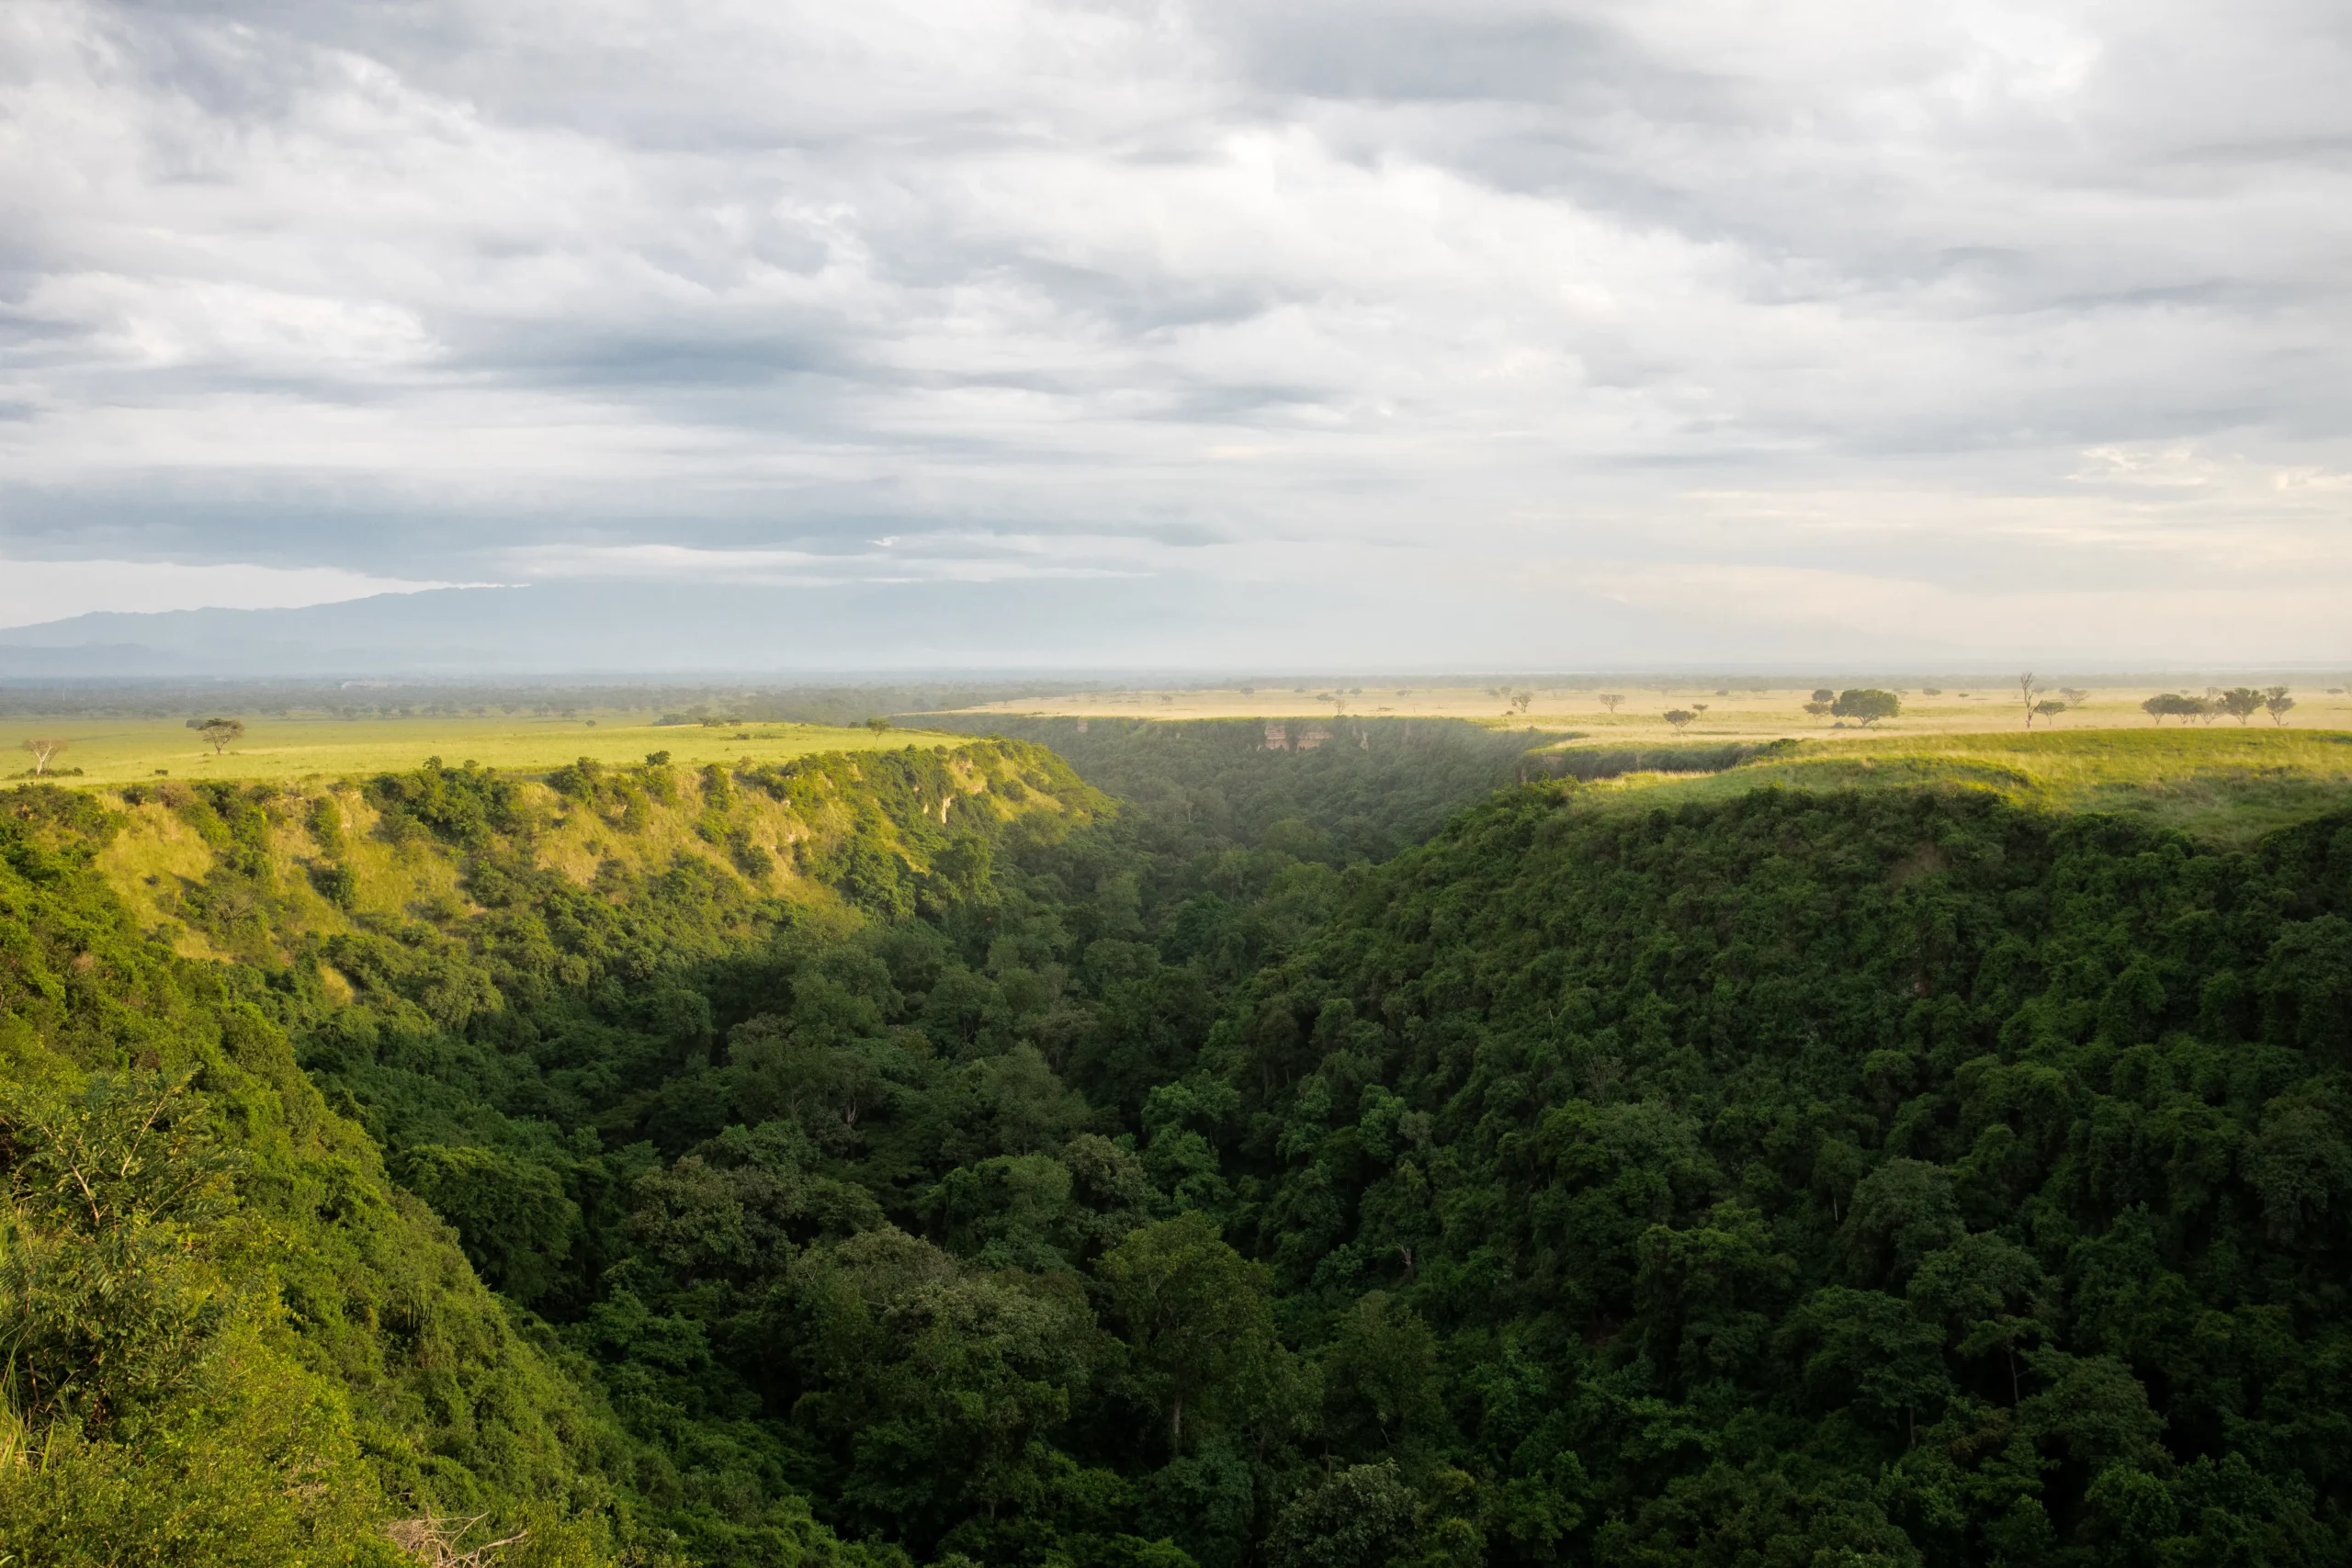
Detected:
[5,717,2351,1565]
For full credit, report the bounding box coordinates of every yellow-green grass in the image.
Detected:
[4,711,960,786]
[951,682,2352,743]
[1554,726,2352,845]
[85,747,1075,965]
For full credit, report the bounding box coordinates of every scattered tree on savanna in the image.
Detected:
[1597,693,1624,713]
[1812,688,1835,704]
[1804,700,1834,722]
[2061,687,2090,708]
[195,717,244,753]
[1662,709,1696,731]
[2018,672,2043,728]
[2217,687,2264,724]
[1921,687,1943,696]
[2265,685,2296,724]
[2141,693,2206,724]
[1830,688,1901,728]
[19,738,67,775]
[1692,702,1710,716]
[1510,690,1533,715]
[2034,698,2069,724]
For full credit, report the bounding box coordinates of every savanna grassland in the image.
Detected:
[5,710,953,785]
[10,709,2352,1567]
[1544,725,2352,846]
[952,681,2352,743]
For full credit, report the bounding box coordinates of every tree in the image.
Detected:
[1831,689,1900,728]
[1098,1213,1304,1453]
[1691,702,1710,716]
[1320,1292,1445,1458]
[1812,688,1835,704]
[2264,685,2295,724]
[2018,673,2042,728]
[19,737,67,774]
[2033,699,2068,724]
[1265,1462,1419,1568]
[1662,710,1695,731]
[2060,687,2090,709]
[1510,691,1533,716]
[1804,701,1834,722]
[2217,687,2263,724]
[2142,693,2200,724]
[1598,694,1624,713]
[195,717,244,753]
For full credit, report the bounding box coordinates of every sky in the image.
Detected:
[3,0,2350,667]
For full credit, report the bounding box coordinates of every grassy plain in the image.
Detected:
[953,680,2352,742]
[1553,725,2352,846]
[2,710,958,785]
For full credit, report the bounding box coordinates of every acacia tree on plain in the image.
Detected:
[1597,694,1624,713]
[20,738,67,774]
[1663,709,1696,731]
[1804,700,1834,722]
[1831,689,1901,728]
[2061,688,2090,709]
[197,717,245,753]
[2264,686,2296,725]
[2018,673,2043,728]
[2218,687,2264,724]
[2033,699,2069,725]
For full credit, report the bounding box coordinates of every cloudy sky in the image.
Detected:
[3,0,2349,666]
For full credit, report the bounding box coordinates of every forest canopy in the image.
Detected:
[3,720,2350,1566]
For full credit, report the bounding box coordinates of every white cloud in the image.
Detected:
[1,0,2348,661]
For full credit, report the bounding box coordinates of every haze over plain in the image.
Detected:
[4,0,2350,668]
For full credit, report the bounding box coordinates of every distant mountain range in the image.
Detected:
[0,579,1277,677]
[0,574,2052,680]
[0,573,1770,679]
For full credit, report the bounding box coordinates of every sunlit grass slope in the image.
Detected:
[1552,724,2352,844]
[83,739,1087,966]
[2,710,952,785]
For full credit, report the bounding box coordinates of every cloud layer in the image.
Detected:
[4,0,2349,662]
